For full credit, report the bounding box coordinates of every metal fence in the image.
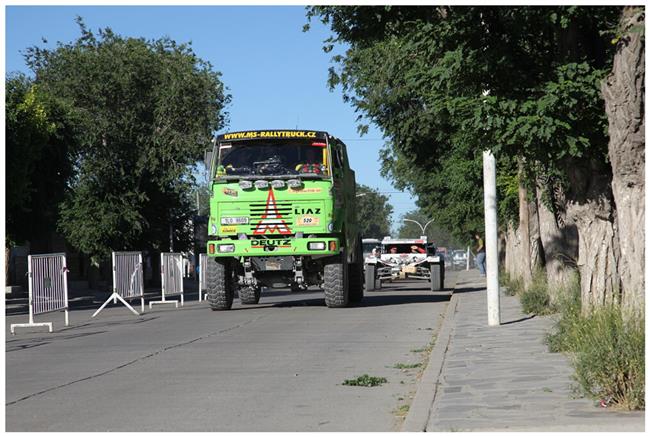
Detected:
[92,251,144,317]
[10,253,69,334]
[149,253,184,308]
[199,253,207,302]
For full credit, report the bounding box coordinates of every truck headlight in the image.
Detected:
[287,179,302,188]
[308,242,326,250]
[327,222,334,232]
[239,180,253,190]
[218,244,235,253]
[271,180,285,189]
[254,180,269,189]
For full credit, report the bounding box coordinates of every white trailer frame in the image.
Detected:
[10,253,70,334]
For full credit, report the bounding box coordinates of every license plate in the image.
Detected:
[221,216,249,225]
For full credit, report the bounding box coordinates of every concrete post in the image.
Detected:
[483,150,501,326]
[466,245,470,271]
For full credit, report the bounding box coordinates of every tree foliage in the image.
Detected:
[6,74,73,248]
[307,6,621,239]
[23,18,230,260]
[355,184,393,239]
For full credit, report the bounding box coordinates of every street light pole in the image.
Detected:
[403,218,434,235]
[483,150,500,326]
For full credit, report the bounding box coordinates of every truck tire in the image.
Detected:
[239,286,261,304]
[430,263,443,291]
[206,257,234,310]
[324,254,349,308]
[365,264,376,291]
[348,262,364,303]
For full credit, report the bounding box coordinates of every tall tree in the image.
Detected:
[6,74,74,250]
[355,184,393,239]
[602,7,645,316]
[308,6,623,308]
[24,19,230,261]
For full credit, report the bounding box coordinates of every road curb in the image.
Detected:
[401,290,459,432]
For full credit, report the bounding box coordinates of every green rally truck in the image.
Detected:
[205,129,363,310]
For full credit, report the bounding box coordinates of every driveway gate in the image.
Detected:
[10,253,69,334]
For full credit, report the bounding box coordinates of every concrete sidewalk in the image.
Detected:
[404,269,645,432]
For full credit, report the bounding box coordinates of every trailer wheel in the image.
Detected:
[324,252,349,308]
[206,257,234,310]
[364,264,376,291]
[238,285,261,304]
[430,263,443,291]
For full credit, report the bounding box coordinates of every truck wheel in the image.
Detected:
[206,257,234,310]
[324,254,349,308]
[239,286,261,304]
[430,263,443,291]
[348,262,364,303]
[364,265,376,291]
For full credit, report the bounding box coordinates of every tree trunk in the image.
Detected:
[602,6,645,318]
[517,162,542,288]
[565,158,621,313]
[535,178,578,304]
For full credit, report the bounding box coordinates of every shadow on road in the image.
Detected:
[451,286,484,294]
[269,292,450,309]
[500,314,536,325]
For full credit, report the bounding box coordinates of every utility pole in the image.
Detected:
[483,150,500,326]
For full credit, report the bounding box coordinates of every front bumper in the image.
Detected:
[207,237,340,257]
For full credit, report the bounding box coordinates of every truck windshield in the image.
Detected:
[215,139,330,179]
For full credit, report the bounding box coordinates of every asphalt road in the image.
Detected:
[5,272,457,432]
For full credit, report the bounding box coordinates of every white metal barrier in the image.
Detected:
[11,253,70,334]
[149,252,184,308]
[92,251,144,317]
[199,253,207,302]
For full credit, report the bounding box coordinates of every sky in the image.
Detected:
[5,5,418,232]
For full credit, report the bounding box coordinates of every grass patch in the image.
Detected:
[520,269,556,315]
[394,362,422,369]
[394,404,410,416]
[342,374,388,387]
[545,278,645,410]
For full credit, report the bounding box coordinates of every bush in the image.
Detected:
[546,276,582,352]
[520,269,555,315]
[500,270,524,296]
[572,308,644,410]
[546,281,645,410]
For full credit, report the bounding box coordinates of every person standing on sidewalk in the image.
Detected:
[474,233,486,276]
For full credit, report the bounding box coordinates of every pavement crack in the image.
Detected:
[6,314,266,407]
